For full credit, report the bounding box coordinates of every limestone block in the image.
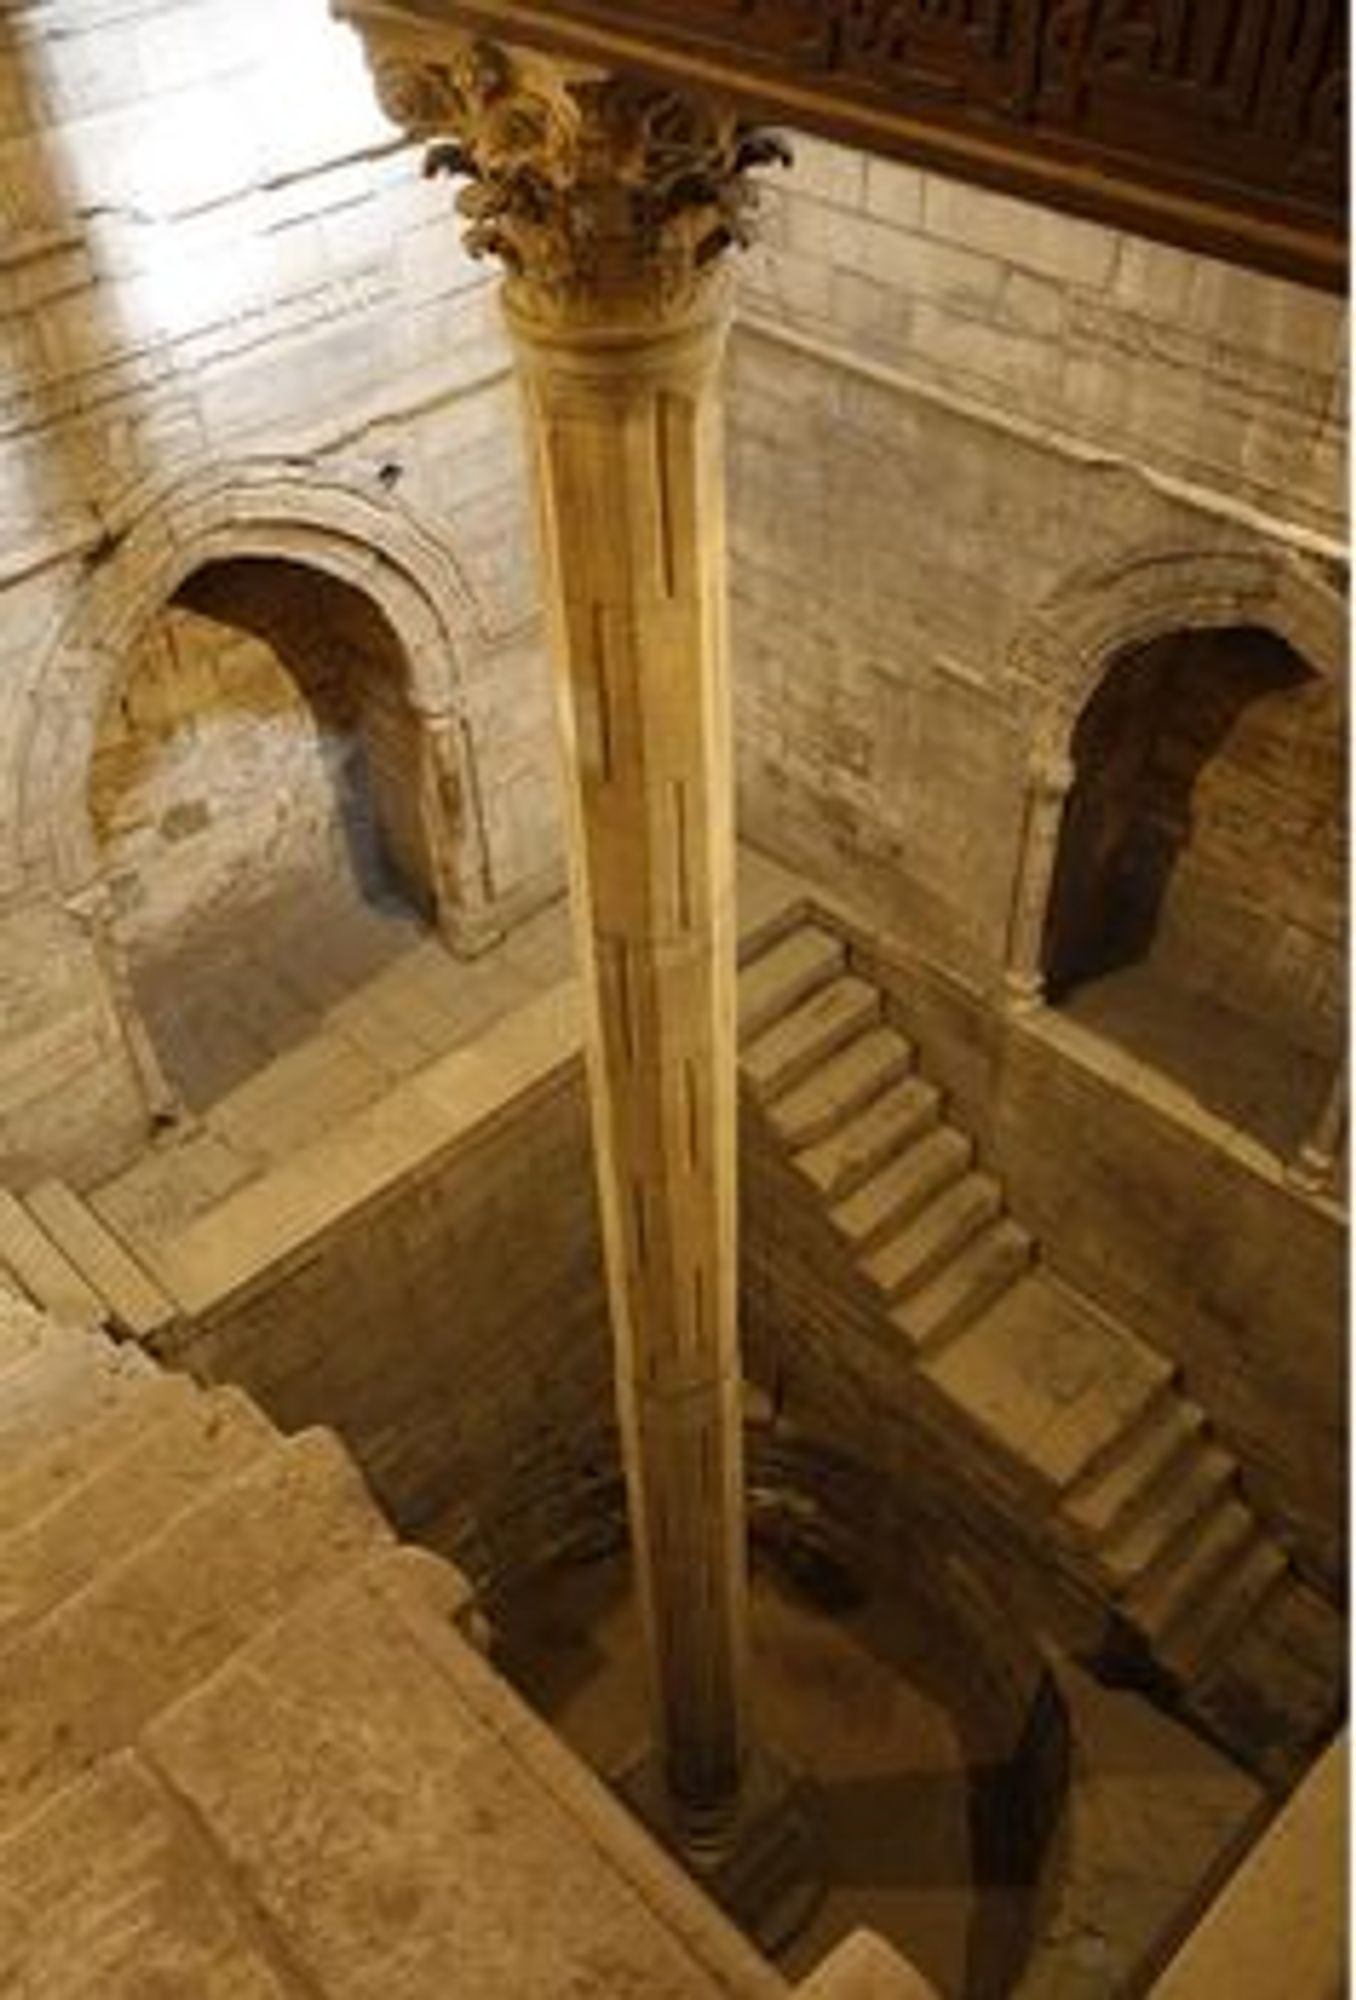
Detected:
[0,1750,297,1998]
[795,1929,938,1998]
[0,1384,274,1641]
[0,1324,154,1471]
[144,1550,769,1999]
[862,157,925,232]
[0,1368,193,1539]
[0,1429,390,1835]
[0,902,147,1191]
[134,4,247,98]
[784,134,866,211]
[0,1189,105,1328]
[921,175,1119,290]
[1144,1744,1352,1992]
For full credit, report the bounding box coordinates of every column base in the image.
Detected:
[617,1744,824,1957]
[1003,970,1047,1017]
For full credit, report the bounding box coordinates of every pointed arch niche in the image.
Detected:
[1005,547,1347,1170]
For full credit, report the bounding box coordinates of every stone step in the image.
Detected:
[737,925,846,1042]
[1159,1535,1290,1687]
[0,1190,106,1331]
[1189,1578,1346,1788]
[139,1550,780,2000]
[924,1277,1176,1498]
[1060,1395,1208,1545]
[796,1073,941,1202]
[0,1370,196,1540]
[0,1751,307,1999]
[0,1429,391,1837]
[831,1125,972,1255]
[1098,1444,1238,1591]
[765,1027,915,1152]
[863,1174,1002,1304]
[0,1387,277,1643]
[892,1218,1033,1357]
[742,978,882,1104]
[1123,1496,1256,1645]
[0,1290,61,1375]
[22,1179,177,1342]
[0,1325,156,1470]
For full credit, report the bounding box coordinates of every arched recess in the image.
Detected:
[1003,542,1347,1162]
[14,460,506,1124]
[17,458,499,947]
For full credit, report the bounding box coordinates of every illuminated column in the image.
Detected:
[354,28,785,1838]
[1004,748,1075,1013]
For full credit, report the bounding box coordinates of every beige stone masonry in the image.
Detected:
[22,1178,176,1340]
[0,1272,931,1996]
[0,1189,106,1329]
[1149,1735,1346,1999]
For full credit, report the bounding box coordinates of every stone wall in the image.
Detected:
[152,1061,614,1583]
[728,139,1347,1552]
[992,1017,1346,1588]
[90,596,374,951]
[730,137,1347,1000]
[791,889,1345,1588]
[0,0,560,1185]
[1142,640,1346,1058]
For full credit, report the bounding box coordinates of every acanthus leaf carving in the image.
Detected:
[370,36,790,325]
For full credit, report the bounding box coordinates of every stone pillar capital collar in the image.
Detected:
[347,21,788,328]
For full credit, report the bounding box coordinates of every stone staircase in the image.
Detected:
[0,1177,178,1342]
[0,1282,917,1999]
[736,911,1344,1785]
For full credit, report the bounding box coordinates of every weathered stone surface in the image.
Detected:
[145,1549,777,1999]
[0,1384,273,1641]
[0,1752,301,1999]
[22,1177,176,1339]
[0,1429,390,1834]
[1149,1736,1345,1998]
[794,1929,938,1999]
[0,1319,155,1468]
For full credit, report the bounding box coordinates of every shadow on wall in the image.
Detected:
[87,556,444,1112]
[481,1421,1070,2000]
[1043,624,1345,1155]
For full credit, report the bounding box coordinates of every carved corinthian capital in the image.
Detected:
[360,31,788,328]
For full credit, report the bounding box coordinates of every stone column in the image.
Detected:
[358,31,786,1840]
[416,709,502,957]
[1289,1053,1347,1194]
[1004,747,1075,1013]
[69,884,183,1135]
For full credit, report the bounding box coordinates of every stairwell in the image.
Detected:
[0,1282,936,1999]
[736,907,1344,1788]
[0,861,1340,1807]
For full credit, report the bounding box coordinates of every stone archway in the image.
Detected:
[1002,541,1347,1164]
[16,457,499,953]
[1002,542,1346,1014]
[10,458,509,1128]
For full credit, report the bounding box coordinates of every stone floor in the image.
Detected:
[92,848,804,1245]
[96,883,575,1243]
[474,1542,1262,2000]
[1061,960,1332,1163]
[132,876,576,1115]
